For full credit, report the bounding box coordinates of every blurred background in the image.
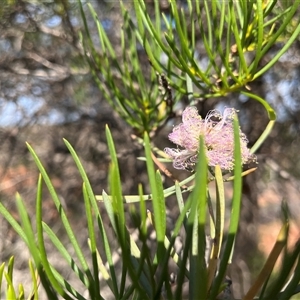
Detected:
[0,1,300,298]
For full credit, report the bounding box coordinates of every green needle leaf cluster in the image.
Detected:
[79,0,299,137]
[0,124,299,299]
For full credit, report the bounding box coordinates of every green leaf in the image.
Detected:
[62,138,118,297]
[0,262,4,297]
[253,0,300,78]
[244,222,288,300]
[7,256,14,283]
[137,184,156,291]
[143,132,167,284]
[47,267,87,300]
[249,0,264,73]
[15,193,59,300]
[155,170,167,242]
[35,174,70,299]
[26,142,95,299]
[5,272,16,300]
[105,126,125,241]
[144,132,164,243]
[215,166,225,258]
[209,114,243,300]
[96,173,196,203]
[42,223,87,285]
[278,250,300,300]
[0,202,27,245]
[15,194,40,270]
[174,135,208,300]
[241,91,276,121]
[207,165,225,290]
[156,194,193,297]
[105,127,153,298]
[18,284,25,300]
[175,181,185,214]
[82,183,101,297]
[99,191,119,296]
[18,283,25,300]
[28,260,39,300]
[191,135,208,299]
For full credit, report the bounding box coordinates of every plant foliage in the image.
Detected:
[0,0,300,299]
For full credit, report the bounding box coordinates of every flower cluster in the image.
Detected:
[164,106,256,171]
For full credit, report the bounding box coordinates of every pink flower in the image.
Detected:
[164,106,256,171]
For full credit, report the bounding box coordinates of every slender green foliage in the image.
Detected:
[1,1,300,299]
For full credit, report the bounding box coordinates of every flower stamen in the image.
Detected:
[164,106,256,171]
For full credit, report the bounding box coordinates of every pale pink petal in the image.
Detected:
[164,106,256,171]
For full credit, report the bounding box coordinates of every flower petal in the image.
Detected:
[165,106,256,171]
